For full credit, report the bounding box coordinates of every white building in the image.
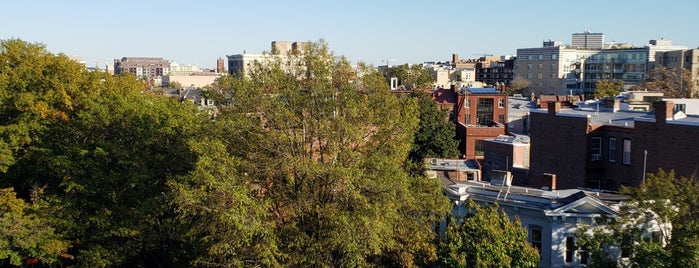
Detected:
[434,163,671,268]
[169,62,201,76]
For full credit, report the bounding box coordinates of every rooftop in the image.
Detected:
[442,179,628,212]
[531,101,699,127]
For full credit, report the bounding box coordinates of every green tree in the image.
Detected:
[438,201,539,268]
[0,39,209,266]
[594,79,623,99]
[205,40,450,267]
[407,91,459,175]
[34,79,206,267]
[577,169,697,268]
[386,64,434,89]
[169,139,278,267]
[622,169,699,268]
[0,188,69,266]
[167,80,183,89]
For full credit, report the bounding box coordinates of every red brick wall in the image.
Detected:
[633,120,699,184]
[458,126,505,160]
[455,94,508,125]
[528,111,591,189]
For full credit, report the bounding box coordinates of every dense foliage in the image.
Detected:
[384,64,434,89]
[0,39,462,267]
[438,201,539,268]
[577,169,699,267]
[407,91,459,175]
[593,79,623,99]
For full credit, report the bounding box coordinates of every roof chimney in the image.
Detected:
[548,101,561,115]
[654,101,674,124]
[541,173,557,190]
[452,54,459,64]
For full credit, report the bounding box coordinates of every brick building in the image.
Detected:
[476,56,515,88]
[528,100,699,190]
[454,88,508,160]
[114,57,170,78]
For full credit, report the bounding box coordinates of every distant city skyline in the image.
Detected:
[2,0,698,69]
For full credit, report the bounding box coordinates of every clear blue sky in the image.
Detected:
[2,0,698,69]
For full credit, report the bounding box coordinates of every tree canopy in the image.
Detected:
[594,79,623,99]
[633,66,696,98]
[407,91,459,175]
[197,41,451,267]
[577,169,699,267]
[385,64,434,89]
[438,201,539,268]
[0,38,542,268]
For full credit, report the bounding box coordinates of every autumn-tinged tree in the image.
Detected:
[633,66,696,98]
[594,79,623,99]
[438,201,539,268]
[508,77,532,96]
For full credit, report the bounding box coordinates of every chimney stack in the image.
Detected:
[541,173,557,190]
[654,101,674,124]
[548,101,561,115]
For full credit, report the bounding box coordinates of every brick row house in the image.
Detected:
[527,100,699,190]
[453,88,508,160]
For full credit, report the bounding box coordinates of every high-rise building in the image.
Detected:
[572,31,604,49]
[515,36,689,97]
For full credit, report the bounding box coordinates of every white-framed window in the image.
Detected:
[623,139,631,164]
[609,137,617,163]
[498,98,504,108]
[591,137,602,160]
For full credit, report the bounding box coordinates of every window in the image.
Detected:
[591,137,602,160]
[609,138,617,163]
[498,98,504,108]
[527,64,532,70]
[475,140,485,156]
[565,236,575,263]
[464,114,470,124]
[623,139,631,164]
[529,226,542,257]
[552,54,557,60]
[537,73,543,79]
[498,114,505,124]
[477,98,494,125]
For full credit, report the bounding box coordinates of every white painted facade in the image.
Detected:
[440,178,671,267]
